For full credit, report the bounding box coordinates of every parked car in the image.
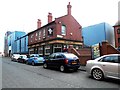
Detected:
[43,53,80,72]
[26,54,45,66]
[11,54,20,61]
[17,55,28,63]
[86,54,120,80]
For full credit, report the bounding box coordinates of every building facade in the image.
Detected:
[113,21,120,48]
[82,22,115,47]
[4,31,12,56]
[15,35,28,54]
[5,31,26,56]
[28,2,83,56]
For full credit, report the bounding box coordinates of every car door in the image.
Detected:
[99,55,119,78]
[29,55,34,63]
[47,53,56,67]
[54,54,64,68]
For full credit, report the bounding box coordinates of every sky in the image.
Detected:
[0,0,119,52]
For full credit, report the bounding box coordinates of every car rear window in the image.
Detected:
[64,53,78,59]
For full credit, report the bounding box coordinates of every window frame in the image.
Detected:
[118,38,120,43]
[117,28,120,34]
[38,31,41,40]
[61,25,66,35]
[43,29,46,39]
[45,45,50,55]
[100,56,119,63]
[30,34,34,42]
[38,46,43,55]
[53,44,62,53]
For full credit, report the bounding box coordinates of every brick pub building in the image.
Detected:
[28,2,83,56]
[113,21,120,49]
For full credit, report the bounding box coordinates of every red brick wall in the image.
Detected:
[28,23,56,45]
[114,26,120,48]
[55,15,82,41]
[100,41,120,56]
[28,15,83,46]
[68,45,92,65]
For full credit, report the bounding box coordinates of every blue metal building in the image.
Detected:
[82,22,115,47]
[15,35,28,54]
[7,31,26,55]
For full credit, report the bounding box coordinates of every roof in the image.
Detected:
[113,20,120,27]
[28,21,55,35]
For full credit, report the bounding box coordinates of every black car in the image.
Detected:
[43,53,80,72]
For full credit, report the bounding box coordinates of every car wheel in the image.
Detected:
[43,63,48,69]
[92,68,104,80]
[32,61,35,66]
[60,65,65,72]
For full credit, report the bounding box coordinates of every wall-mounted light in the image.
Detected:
[58,21,61,24]
[70,33,73,36]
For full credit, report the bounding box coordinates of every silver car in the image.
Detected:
[86,54,120,80]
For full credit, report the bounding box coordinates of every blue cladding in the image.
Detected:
[15,35,28,54]
[8,31,26,54]
[82,22,115,46]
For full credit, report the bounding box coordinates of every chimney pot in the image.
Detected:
[37,19,41,29]
[67,2,72,15]
[48,12,53,23]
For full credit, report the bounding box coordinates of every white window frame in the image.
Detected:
[38,46,43,55]
[43,29,46,38]
[53,44,62,53]
[35,32,38,41]
[38,31,41,40]
[61,25,66,35]
[30,34,34,42]
[45,45,50,55]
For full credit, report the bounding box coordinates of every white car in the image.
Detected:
[11,54,20,61]
[86,54,120,80]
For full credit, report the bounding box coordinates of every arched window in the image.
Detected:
[61,25,66,35]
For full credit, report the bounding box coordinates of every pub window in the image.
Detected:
[29,48,34,54]
[43,29,46,38]
[45,45,50,55]
[118,38,120,43]
[38,31,41,40]
[117,28,120,34]
[61,25,66,35]
[38,46,43,55]
[53,44,62,53]
[30,34,33,42]
[35,32,38,41]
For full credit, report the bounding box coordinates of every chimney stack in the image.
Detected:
[37,19,41,29]
[48,12,52,23]
[67,2,72,15]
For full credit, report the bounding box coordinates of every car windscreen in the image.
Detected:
[30,54,39,57]
[64,53,78,59]
[14,55,20,57]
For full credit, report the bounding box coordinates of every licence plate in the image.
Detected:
[72,62,77,64]
[39,61,42,62]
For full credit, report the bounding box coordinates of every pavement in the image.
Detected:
[79,65,86,71]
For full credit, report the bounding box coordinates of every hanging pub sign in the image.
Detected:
[48,28,53,36]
